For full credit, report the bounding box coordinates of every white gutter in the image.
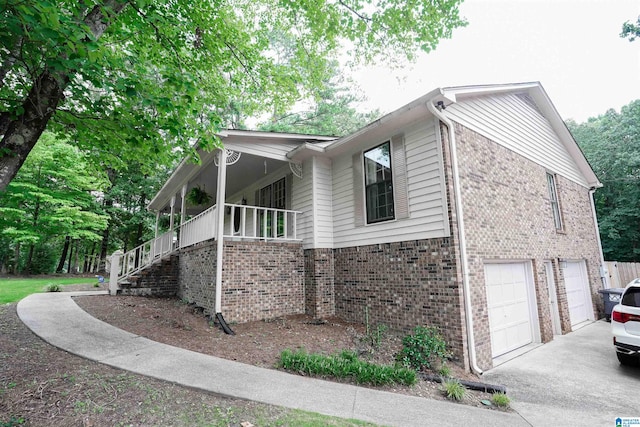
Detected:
[589,188,609,288]
[427,97,483,375]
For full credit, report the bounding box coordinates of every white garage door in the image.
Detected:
[564,260,592,328]
[485,262,535,358]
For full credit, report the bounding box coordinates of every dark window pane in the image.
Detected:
[364,142,394,223]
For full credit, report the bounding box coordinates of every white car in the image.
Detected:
[611,279,640,366]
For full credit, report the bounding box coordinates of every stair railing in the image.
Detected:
[109,229,177,293]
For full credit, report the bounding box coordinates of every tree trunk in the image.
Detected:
[98,224,111,273]
[12,243,20,275]
[57,236,71,273]
[67,240,75,274]
[25,244,35,274]
[0,70,69,191]
[0,1,130,192]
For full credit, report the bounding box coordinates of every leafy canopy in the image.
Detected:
[0,0,466,187]
[0,133,109,247]
[568,100,640,261]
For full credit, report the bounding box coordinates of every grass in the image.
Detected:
[0,277,96,304]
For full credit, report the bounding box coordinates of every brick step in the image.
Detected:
[117,254,179,297]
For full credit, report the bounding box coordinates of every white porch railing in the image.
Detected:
[177,203,301,249]
[119,229,177,281]
[180,204,218,248]
[109,203,301,291]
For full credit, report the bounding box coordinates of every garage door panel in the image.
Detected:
[564,261,591,327]
[485,262,535,358]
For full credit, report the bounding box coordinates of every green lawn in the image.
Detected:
[0,277,97,304]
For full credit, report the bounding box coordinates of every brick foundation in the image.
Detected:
[333,239,466,363]
[178,240,305,323]
[304,248,336,319]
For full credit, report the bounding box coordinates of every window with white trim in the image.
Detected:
[546,173,563,231]
[364,142,394,223]
[258,177,286,237]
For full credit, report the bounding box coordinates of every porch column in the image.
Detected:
[180,184,188,226]
[169,195,176,231]
[215,148,227,314]
[154,211,160,238]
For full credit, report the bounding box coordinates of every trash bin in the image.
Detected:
[598,288,625,321]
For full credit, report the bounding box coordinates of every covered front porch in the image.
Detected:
[108,130,336,324]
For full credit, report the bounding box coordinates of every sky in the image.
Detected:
[351,0,640,123]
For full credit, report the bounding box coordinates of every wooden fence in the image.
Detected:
[605,261,640,288]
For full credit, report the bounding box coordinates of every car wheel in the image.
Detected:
[617,352,639,366]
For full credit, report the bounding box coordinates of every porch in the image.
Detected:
[110,202,302,290]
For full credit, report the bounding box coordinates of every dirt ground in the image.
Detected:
[72,288,497,407]
[0,283,507,426]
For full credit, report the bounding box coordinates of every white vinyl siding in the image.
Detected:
[331,118,449,248]
[291,158,314,245]
[444,93,588,187]
[313,157,334,248]
[291,157,334,249]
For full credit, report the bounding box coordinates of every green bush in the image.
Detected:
[45,283,61,292]
[279,348,416,386]
[437,363,451,378]
[491,392,511,408]
[441,378,466,401]
[397,326,450,370]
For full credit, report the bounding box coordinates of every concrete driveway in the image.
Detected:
[483,320,640,427]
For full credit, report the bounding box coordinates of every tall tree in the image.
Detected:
[568,100,640,262]
[0,133,108,273]
[0,0,466,191]
[259,62,381,136]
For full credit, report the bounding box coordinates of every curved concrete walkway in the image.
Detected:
[17,292,528,427]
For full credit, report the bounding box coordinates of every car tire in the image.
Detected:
[617,352,638,366]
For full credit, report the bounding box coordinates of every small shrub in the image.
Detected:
[491,392,511,408]
[397,325,450,370]
[441,378,466,401]
[362,307,388,351]
[437,363,451,378]
[45,283,61,292]
[279,348,416,386]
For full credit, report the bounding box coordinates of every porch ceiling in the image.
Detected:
[149,130,336,213]
[152,152,288,214]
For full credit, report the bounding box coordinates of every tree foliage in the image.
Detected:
[0,0,466,191]
[258,62,381,136]
[621,16,640,41]
[568,100,640,262]
[0,133,108,273]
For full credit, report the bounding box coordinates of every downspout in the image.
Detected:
[427,98,483,375]
[589,188,609,288]
[214,148,235,335]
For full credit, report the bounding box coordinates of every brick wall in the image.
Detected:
[304,248,336,319]
[333,239,467,363]
[178,240,305,323]
[451,123,603,369]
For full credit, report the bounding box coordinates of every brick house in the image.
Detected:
[110,82,606,371]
